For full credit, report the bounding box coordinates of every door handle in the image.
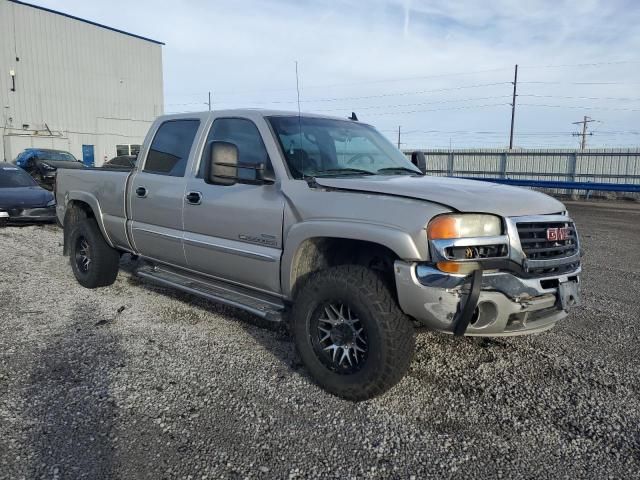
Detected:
[135,186,147,198]
[185,191,202,205]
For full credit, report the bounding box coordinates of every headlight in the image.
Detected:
[46,199,56,207]
[427,214,502,239]
[40,162,56,171]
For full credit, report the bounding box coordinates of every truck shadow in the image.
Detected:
[119,255,303,375]
[26,302,121,479]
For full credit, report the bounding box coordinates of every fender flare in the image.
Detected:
[280,220,425,297]
[64,191,114,248]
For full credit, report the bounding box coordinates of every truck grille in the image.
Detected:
[517,220,580,276]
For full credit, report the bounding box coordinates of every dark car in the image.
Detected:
[14,148,85,189]
[0,162,56,225]
[103,154,137,169]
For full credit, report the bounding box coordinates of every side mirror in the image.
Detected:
[411,151,427,174]
[205,141,239,186]
[204,141,275,185]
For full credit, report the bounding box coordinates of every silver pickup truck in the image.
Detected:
[56,110,581,400]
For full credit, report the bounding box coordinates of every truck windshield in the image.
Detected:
[267,116,421,179]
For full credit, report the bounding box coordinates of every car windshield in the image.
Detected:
[39,150,77,162]
[0,166,37,187]
[267,116,421,179]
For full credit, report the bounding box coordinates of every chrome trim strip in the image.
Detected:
[430,235,509,262]
[509,214,574,224]
[183,237,278,262]
[132,227,183,241]
[524,252,581,269]
[138,255,286,298]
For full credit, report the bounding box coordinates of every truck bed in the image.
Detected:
[56,167,132,251]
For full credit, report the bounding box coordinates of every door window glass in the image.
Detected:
[199,118,270,180]
[144,120,200,176]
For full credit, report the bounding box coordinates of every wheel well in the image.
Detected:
[289,238,399,299]
[62,200,96,255]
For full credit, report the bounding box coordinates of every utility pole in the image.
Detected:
[508,64,518,149]
[397,125,401,149]
[208,91,212,111]
[572,116,595,150]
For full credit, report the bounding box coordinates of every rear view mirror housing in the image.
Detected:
[205,141,239,186]
[411,151,427,174]
[204,141,275,186]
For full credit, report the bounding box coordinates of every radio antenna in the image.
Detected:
[295,60,301,116]
[295,60,305,177]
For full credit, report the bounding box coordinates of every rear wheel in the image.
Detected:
[69,219,120,288]
[292,265,415,401]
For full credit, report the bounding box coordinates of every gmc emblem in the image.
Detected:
[547,227,570,241]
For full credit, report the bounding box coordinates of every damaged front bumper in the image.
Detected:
[394,261,581,336]
[0,206,57,223]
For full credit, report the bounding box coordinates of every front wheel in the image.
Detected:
[292,265,415,401]
[69,219,120,288]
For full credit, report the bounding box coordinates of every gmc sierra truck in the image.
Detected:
[56,110,582,400]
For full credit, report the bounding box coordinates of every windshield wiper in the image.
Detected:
[376,167,423,175]
[313,168,376,177]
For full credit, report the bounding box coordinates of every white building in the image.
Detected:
[0,0,163,166]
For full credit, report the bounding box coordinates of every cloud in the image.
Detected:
[30,0,640,147]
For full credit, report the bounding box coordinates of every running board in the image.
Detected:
[135,264,285,323]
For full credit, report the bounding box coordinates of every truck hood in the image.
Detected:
[314,175,565,217]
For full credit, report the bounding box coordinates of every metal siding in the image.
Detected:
[1,0,163,164]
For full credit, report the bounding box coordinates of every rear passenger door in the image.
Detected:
[129,119,202,267]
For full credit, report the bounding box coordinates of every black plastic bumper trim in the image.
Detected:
[453,269,483,336]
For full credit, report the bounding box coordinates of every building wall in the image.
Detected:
[0,0,163,165]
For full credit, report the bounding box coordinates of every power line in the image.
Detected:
[520,94,640,102]
[364,103,509,117]
[519,103,640,112]
[519,60,640,69]
[313,95,512,112]
[519,81,640,85]
[168,82,512,107]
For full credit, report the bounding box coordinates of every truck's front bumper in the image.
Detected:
[394,261,581,336]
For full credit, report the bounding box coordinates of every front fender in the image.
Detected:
[280,220,427,297]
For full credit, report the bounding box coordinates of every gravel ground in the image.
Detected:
[0,200,638,479]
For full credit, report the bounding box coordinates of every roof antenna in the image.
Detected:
[349,112,358,121]
[295,60,305,178]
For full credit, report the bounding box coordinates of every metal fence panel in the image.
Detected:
[405,148,640,194]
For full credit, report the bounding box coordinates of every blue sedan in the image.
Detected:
[0,162,56,225]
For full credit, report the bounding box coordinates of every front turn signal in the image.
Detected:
[436,261,480,274]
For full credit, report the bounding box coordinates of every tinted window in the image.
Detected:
[200,118,270,180]
[0,166,37,187]
[116,145,129,156]
[145,120,200,177]
[39,150,77,162]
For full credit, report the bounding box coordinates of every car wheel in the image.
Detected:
[69,219,120,288]
[292,265,415,401]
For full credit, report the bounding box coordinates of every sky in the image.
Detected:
[32,0,640,148]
